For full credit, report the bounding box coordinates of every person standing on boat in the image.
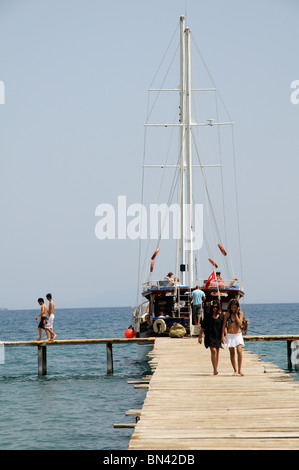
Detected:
[221,299,244,376]
[198,300,224,375]
[190,286,205,325]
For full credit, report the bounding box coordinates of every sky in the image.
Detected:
[0,0,298,309]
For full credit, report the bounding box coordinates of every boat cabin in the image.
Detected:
[134,279,244,337]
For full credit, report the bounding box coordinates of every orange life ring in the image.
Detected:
[218,243,227,256]
[151,248,160,260]
[208,258,218,268]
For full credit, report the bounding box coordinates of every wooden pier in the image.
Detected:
[2,335,298,377]
[3,338,155,375]
[128,337,299,450]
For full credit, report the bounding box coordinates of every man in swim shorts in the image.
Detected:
[45,293,57,342]
[36,298,49,341]
[191,285,205,325]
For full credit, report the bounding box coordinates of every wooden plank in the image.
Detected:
[126,409,142,416]
[2,334,298,348]
[114,423,136,428]
[3,337,155,347]
[129,337,299,450]
[244,335,299,342]
[127,380,150,384]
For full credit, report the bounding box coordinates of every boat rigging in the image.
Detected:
[132,16,245,341]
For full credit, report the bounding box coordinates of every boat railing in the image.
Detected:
[133,301,148,319]
[142,280,189,293]
[142,279,244,294]
[197,279,245,293]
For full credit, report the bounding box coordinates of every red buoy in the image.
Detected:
[125,327,135,338]
[218,243,227,256]
[208,258,218,269]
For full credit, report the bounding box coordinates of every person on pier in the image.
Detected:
[36,298,49,341]
[45,293,57,342]
[221,299,244,376]
[198,300,224,375]
[191,285,205,325]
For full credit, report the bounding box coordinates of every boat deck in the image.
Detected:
[129,337,299,450]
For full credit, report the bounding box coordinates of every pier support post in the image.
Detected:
[288,340,299,371]
[295,341,299,371]
[38,344,47,376]
[106,342,113,374]
[287,340,292,370]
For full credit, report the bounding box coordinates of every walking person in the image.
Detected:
[190,285,205,325]
[222,299,244,376]
[45,293,57,342]
[198,300,224,375]
[36,298,49,341]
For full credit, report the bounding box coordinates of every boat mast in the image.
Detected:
[179,16,186,285]
[185,26,193,287]
[179,17,193,287]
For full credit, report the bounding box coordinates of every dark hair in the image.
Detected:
[228,299,239,313]
[38,298,44,303]
[46,293,52,299]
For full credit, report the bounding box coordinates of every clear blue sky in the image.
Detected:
[0,0,298,309]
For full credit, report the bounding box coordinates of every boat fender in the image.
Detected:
[150,248,160,272]
[150,259,154,272]
[153,319,166,334]
[125,326,135,338]
[151,248,160,260]
[208,258,218,269]
[218,243,227,256]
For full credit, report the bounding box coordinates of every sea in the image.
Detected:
[0,303,297,450]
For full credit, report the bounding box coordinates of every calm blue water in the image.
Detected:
[243,303,299,380]
[0,303,297,449]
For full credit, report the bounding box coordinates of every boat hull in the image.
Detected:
[133,283,244,338]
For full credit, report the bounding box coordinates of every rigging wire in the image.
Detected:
[139,105,181,286]
[191,35,244,282]
[146,27,180,124]
[136,22,245,306]
[136,22,181,305]
[231,125,244,283]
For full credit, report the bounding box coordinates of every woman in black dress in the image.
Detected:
[198,300,224,375]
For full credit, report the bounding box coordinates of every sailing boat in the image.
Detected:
[131,16,245,342]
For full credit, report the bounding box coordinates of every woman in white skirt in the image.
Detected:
[222,299,244,376]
